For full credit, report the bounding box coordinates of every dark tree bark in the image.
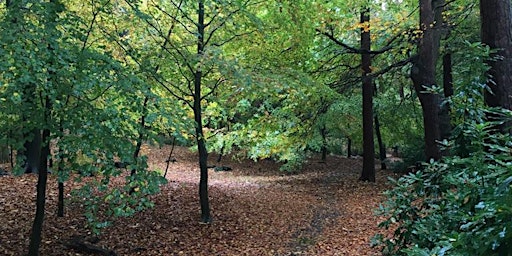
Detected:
[56,124,65,217]
[21,130,42,173]
[28,101,51,256]
[439,53,453,145]
[346,137,352,158]
[480,0,512,133]
[163,136,176,178]
[374,113,386,170]
[57,181,64,217]
[196,0,211,223]
[130,96,148,175]
[410,0,444,161]
[360,7,375,182]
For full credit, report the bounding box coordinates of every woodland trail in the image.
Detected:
[0,146,393,255]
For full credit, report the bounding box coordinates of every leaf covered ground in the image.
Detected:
[0,146,395,255]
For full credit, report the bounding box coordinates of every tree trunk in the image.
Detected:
[58,181,64,217]
[131,96,149,175]
[439,53,453,147]
[56,124,65,217]
[410,0,444,161]
[196,0,211,223]
[22,130,42,173]
[320,125,327,162]
[27,101,51,255]
[28,2,59,252]
[346,137,352,158]
[360,7,375,182]
[480,0,512,133]
[374,113,386,170]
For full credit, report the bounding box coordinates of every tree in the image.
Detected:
[194,0,211,223]
[410,0,445,161]
[121,0,268,222]
[480,0,512,132]
[359,6,375,182]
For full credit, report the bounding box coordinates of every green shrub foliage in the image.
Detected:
[374,42,512,255]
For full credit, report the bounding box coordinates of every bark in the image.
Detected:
[28,2,58,252]
[57,125,65,217]
[374,113,386,170]
[163,137,176,178]
[360,7,375,182]
[410,0,444,161]
[28,102,51,255]
[58,181,64,217]
[346,137,352,158]
[320,125,327,162]
[131,96,149,176]
[196,0,211,223]
[439,53,453,143]
[22,130,42,173]
[480,0,512,133]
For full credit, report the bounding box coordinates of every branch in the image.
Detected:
[151,0,196,35]
[201,77,225,100]
[370,55,415,78]
[169,0,198,27]
[212,29,259,47]
[316,28,393,55]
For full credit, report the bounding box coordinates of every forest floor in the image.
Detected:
[0,145,397,255]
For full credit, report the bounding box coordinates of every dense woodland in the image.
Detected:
[0,0,511,255]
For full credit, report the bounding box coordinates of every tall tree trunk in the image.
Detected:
[410,0,444,161]
[480,0,512,133]
[196,0,211,223]
[360,6,375,182]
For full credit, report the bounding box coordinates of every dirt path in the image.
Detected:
[0,146,393,255]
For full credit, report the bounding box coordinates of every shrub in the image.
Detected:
[374,42,512,255]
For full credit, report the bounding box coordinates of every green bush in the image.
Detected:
[374,42,512,255]
[375,125,512,255]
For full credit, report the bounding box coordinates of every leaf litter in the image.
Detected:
[0,146,395,255]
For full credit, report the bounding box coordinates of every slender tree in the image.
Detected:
[28,1,60,253]
[195,0,211,223]
[359,6,375,182]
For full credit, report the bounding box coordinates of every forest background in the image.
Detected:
[0,0,511,255]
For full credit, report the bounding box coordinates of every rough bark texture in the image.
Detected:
[359,7,375,182]
[196,0,211,223]
[480,0,512,132]
[410,0,444,161]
